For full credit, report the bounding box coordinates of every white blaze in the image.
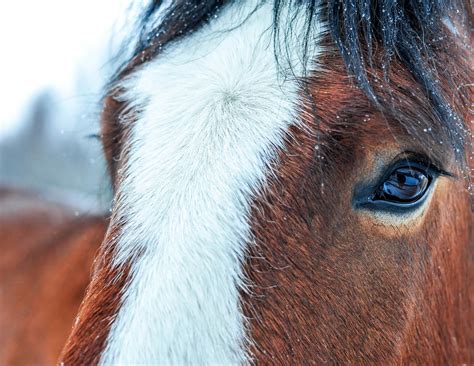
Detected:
[101,1,325,364]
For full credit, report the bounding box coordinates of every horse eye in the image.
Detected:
[372,166,431,204]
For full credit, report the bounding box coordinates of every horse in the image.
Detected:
[0,0,472,364]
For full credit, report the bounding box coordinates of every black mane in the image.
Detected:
[117,0,469,161]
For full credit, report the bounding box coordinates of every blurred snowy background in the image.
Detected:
[0,0,140,213]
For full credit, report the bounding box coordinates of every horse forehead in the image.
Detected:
[120,2,326,122]
[100,2,328,364]
[114,1,328,258]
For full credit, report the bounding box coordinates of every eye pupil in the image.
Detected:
[374,166,431,204]
[396,173,406,185]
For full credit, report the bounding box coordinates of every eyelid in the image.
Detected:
[389,151,455,178]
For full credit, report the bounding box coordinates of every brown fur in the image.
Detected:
[242,51,473,364]
[59,193,135,365]
[0,188,106,365]
[58,238,132,365]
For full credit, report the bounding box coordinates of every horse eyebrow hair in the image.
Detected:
[114,0,469,162]
[329,110,458,172]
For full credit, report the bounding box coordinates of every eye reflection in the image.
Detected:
[373,166,431,204]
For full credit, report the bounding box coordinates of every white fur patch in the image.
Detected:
[101,1,325,364]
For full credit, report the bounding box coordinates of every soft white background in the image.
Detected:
[0,0,141,211]
[0,0,133,133]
